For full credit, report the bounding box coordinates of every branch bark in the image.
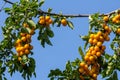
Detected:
[4,0,14,4]
[3,0,120,17]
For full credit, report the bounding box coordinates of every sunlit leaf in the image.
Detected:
[105,54,111,60]
[78,46,84,60]
[46,28,54,38]
[4,8,11,13]
[47,8,52,13]
[39,0,44,7]
[27,20,36,29]
[67,21,74,29]
[113,71,118,80]
[80,35,89,41]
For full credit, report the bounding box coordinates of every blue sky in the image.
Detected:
[0,0,120,80]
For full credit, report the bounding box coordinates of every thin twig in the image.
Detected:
[38,9,89,17]
[4,0,14,4]
[39,9,119,17]
[3,0,120,17]
[0,2,6,12]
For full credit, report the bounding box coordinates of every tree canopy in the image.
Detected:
[0,0,120,80]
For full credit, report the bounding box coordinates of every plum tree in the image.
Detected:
[0,0,120,80]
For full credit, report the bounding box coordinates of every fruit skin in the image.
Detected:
[83,64,88,70]
[112,15,120,23]
[48,19,53,24]
[16,39,21,44]
[26,34,31,39]
[91,50,96,55]
[24,44,30,49]
[30,29,35,35]
[39,19,45,25]
[78,24,111,79]
[24,49,30,55]
[21,36,26,42]
[20,33,26,37]
[97,42,102,47]
[105,36,110,41]
[16,47,21,53]
[80,75,84,80]
[39,16,53,26]
[92,73,97,79]
[101,45,106,51]
[97,31,102,36]
[23,23,29,28]
[112,17,117,23]
[84,55,89,61]
[89,56,95,62]
[94,46,100,52]
[88,38,93,44]
[18,57,22,61]
[104,26,109,31]
[96,51,101,57]
[80,62,85,67]
[93,39,98,45]
[40,16,44,19]
[103,16,109,22]
[19,51,24,56]
[61,19,67,26]
[45,16,50,21]
[79,68,84,73]
[116,28,120,34]
[29,45,33,50]
[90,34,94,39]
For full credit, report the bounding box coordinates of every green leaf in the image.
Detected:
[33,72,36,78]
[78,46,84,60]
[39,0,44,7]
[45,38,53,46]
[47,8,52,13]
[113,71,118,80]
[106,77,113,80]
[27,20,36,29]
[105,54,111,60]
[106,71,118,80]
[40,39,45,48]
[117,65,120,71]
[4,77,7,80]
[0,67,6,74]
[52,17,59,26]
[46,28,54,38]
[66,61,72,72]
[0,60,3,67]
[57,21,61,27]
[48,69,62,78]
[67,21,74,29]
[50,77,54,80]
[106,66,114,76]
[4,8,11,13]
[84,41,88,50]
[21,28,29,33]
[80,35,89,41]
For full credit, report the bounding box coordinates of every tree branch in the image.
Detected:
[4,0,14,4]
[38,9,89,17]
[0,2,6,12]
[3,0,120,17]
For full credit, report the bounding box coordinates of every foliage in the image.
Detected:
[48,13,120,80]
[48,58,80,80]
[0,0,120,80]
